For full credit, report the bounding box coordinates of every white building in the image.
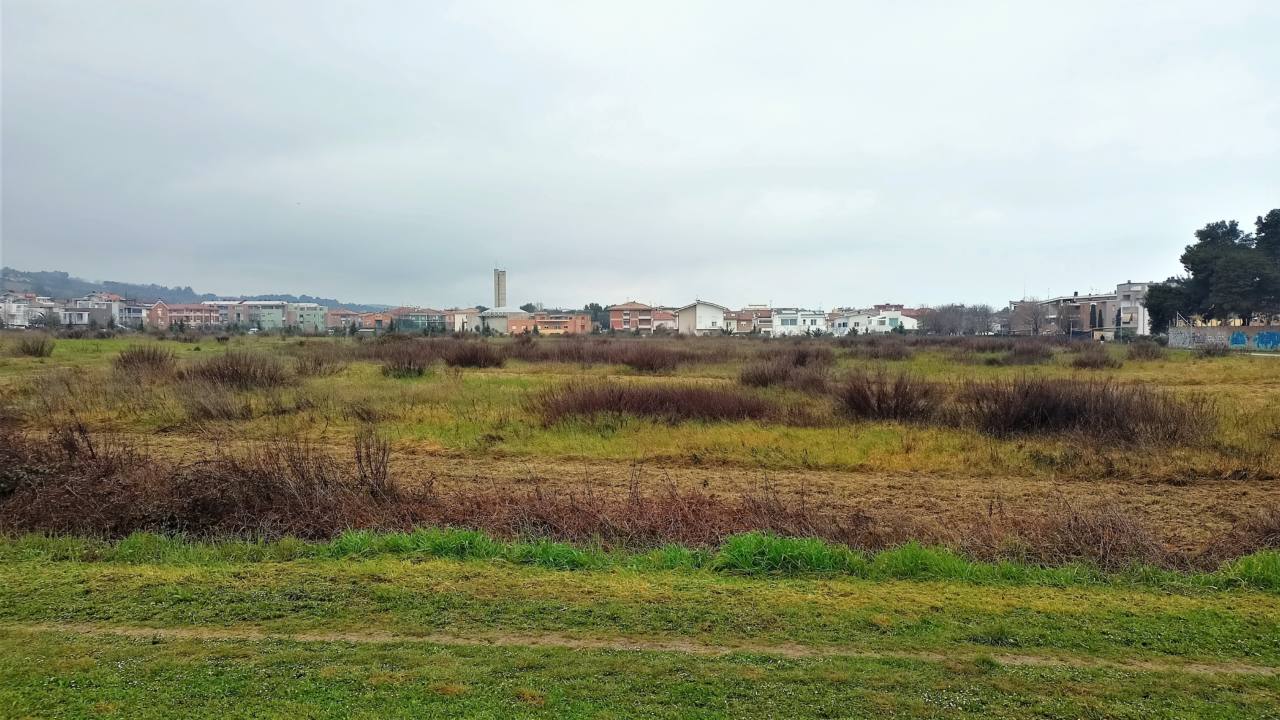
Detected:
[1,293,32,328]
[771,308,828,336]
[674,301,728,336]
[477,306,528,334]
[831,309,918,335]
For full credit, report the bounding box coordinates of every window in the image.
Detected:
[781,318,797,326]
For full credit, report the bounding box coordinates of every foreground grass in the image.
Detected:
[1,534,1279,718]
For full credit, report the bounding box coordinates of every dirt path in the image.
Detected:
[8,621,1276,677]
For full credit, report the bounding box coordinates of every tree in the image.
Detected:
[582,302,608,328]
[1010,300,1047,335]
[519,303,538,313]
[1143,280,1190,334]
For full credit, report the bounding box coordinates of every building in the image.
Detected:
[771,308,829,336]
[674,301,728,336]
[831,308,918,335]
[493,269,507,308]
[149,303,221,329]
[390,307,448,334]
[508,310,592,335]
[478,306,529,334]
[446,308,481,333]
[286,303,327,334]
[326,308,360,332]
[651,307,678,333]
[1,292,33,328]
[607,301,654,332]
[1010,282,1155,338]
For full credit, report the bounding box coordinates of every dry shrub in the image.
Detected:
[989,342,1054,366]
[1204,506,1280,562]
[14,335,55,357]
[528,381,778,425]
[438,340,505,368]
[180,381,253,422]
[506,338,693,373]
[759,344,837,367]
[846,340,913,361]
[1196,345,1231,358]
[378,343,434,378]
[113,345,177,376]
[1004,500,1164,570]
[1126,339,1167,361]
[739,359,829,394]
[291,343,351,377]
[958,377,1213,443]
[1070,345,1122,369]
[179,351,290,389]
[832,370,941,422]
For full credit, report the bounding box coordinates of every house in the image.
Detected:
[674,301,728,336]
[831,308,918,335]
[446,308,481,333]
[1010,282,1154,338]
[326,308,360,332]
[607,301,654,333]
[651,307,677,333]
[1,292,33,327]
[389,307,448,334]
[477,306,529,334]
[508,310,592,335]
[771,308,828,336]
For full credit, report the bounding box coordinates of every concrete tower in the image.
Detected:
[493,268,507,308]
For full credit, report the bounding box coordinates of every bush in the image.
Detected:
[376,342,433,378]
[180,382,253,422]
[1070,345,1122,369]
[178,351,290,389]
[1126,339,1167,361]
[114,345,177,376]
[529,381,779,425]
[991,342,1054,366]
[14,335,54,357]
[846,341,913,361]
[1196,345,1231,358]
[958,377,1214,443]
[832,370,942,422]
[291,343,351,377]
[438,341,505,368]
[739,359,793,388]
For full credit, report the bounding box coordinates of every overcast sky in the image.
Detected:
[3,1,1278,309]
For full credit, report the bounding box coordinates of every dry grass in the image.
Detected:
[528,381,780,425]
[13,335,55,357]
[113,345,177,377]
[832,370,942,422]
[179,351,290,389]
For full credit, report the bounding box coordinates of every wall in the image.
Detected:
[1168,326,1280,352]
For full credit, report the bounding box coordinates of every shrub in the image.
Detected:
[529,381,778,425]
[1070,345,1122,369]
[760,344,836,368]
[377,342,433,378]
[114,345,177,376]
[438,341,505,368]
[14,335,55,358]
[958,377,1213,443]
[992,342,1054,366]
[832,370,942,422]
[846,341,912,361]
[179,351,290,389]
[1126,339,1167,361]
[1196,344,1231,358]
[291,343,351,377]
[180,381,253,422]
[739,359,793,388]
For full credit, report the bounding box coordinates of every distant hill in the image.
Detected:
[1,268,389,312]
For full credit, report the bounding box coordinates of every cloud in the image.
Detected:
[3,0,1277,308]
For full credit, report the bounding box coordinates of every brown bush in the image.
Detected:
[528,381,779,425]
[958,377,1213,443]
[739,358,830,394]
[506,337,693,373]
[14,335,55,358]
[290,342,351,377]
[114,344,177,376]
[1126,339,1167,361]
[1196,345,1231,358]
[437,340,505,368]
[180,381,253,422]
[179,351,290,389]
[832,370,942,422]
[1070,345,1122,369]
[845,340,913,361]
[989,342,1054,366]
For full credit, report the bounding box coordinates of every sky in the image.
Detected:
[3,1,1278,310]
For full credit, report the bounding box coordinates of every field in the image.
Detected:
[1,331,1279,717]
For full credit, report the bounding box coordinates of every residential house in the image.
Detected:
[1,292,33,327]
[326,308,360,332]
[831,308,918,336]
[651,307,677,333]
[389,307,448,334]
[446,308,481,333]
[1010,282,1154,338]
[674,301,728,336]
[508,310,592,335]
[607,301,654,333]
[771,308,828,336]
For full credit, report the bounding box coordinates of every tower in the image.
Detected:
[493,268,507,308]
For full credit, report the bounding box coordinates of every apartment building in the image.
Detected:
[1010,281,1154,338]
[607,302,654,332]
[447,308,481,333]
[674,301,728,336]
[508,310,592,335]
[725,306,772,334]
[771,308,828,336]
[2,292,33,327]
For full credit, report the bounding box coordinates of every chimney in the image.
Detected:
[493,269,507,308]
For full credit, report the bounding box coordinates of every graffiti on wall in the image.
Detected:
[1169,326,1280,352]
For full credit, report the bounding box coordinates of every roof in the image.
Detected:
[674,300,729,312]
[606,301,652,311]
[479,306,530,317]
